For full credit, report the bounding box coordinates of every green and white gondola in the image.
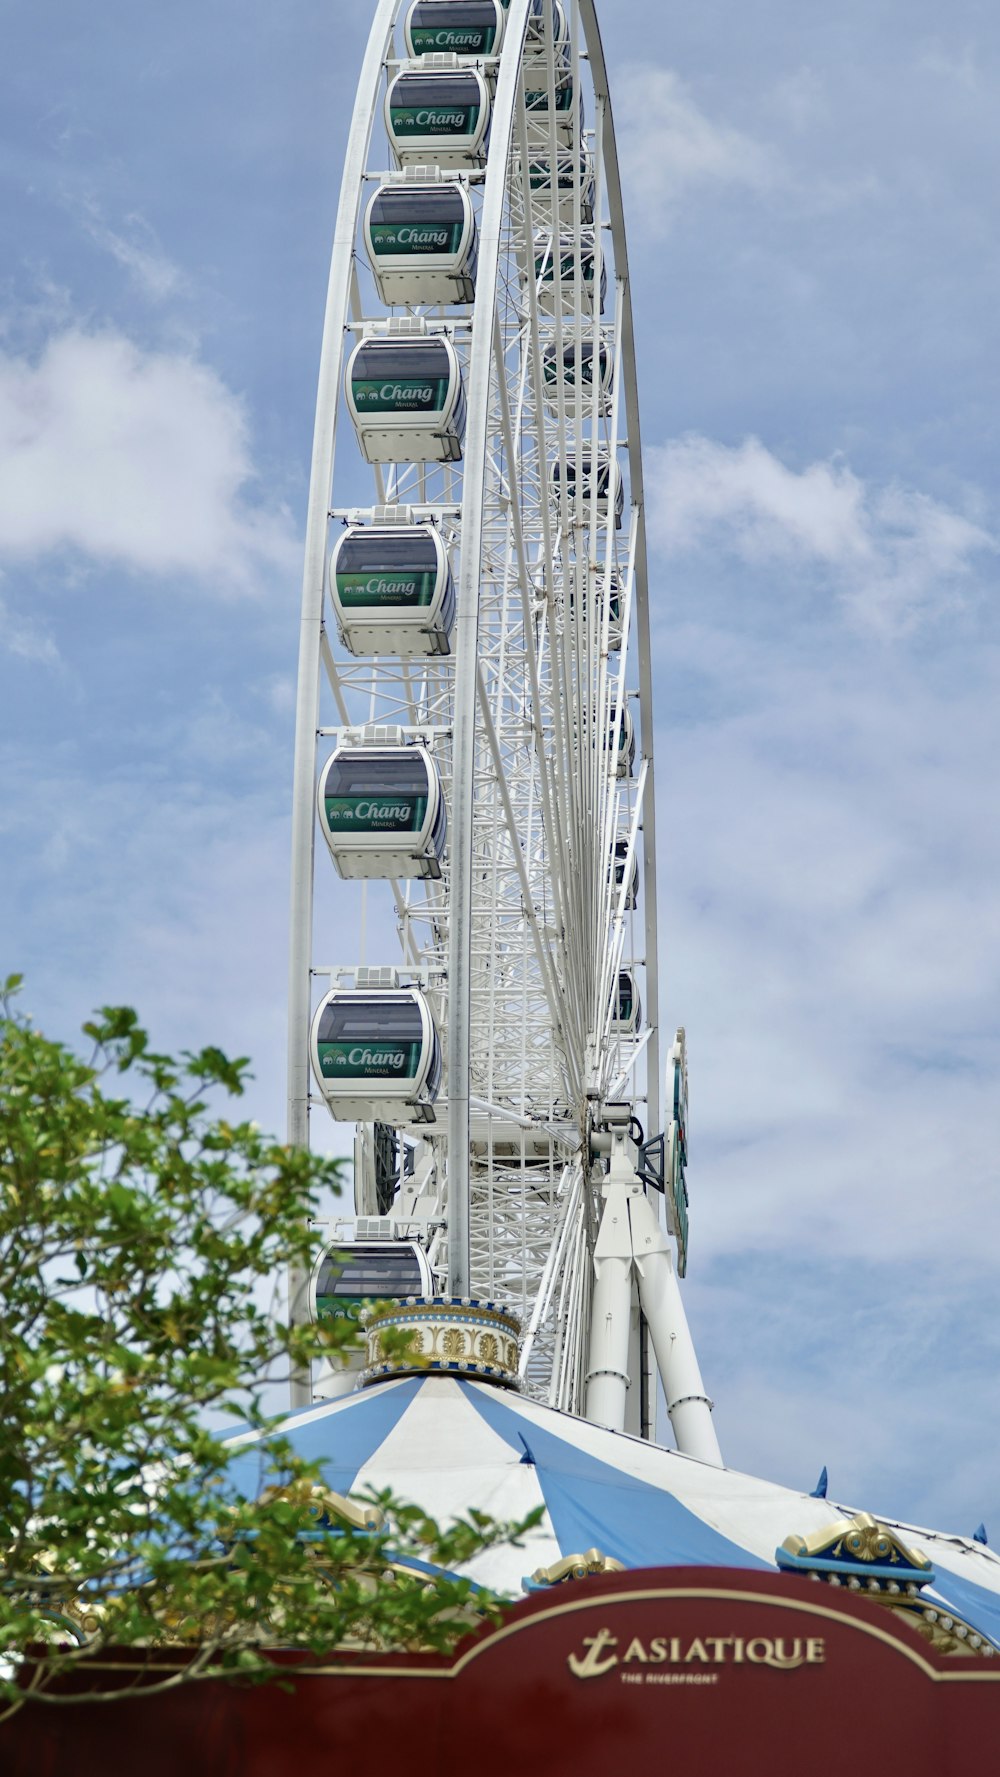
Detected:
[532,231,606,316]
[524,152,595,226]
[346,335,466,464]
[522,0,568,74]
[566,562,622,649]
[311,988,442,1124]
[310,1236,432,1324]
[597,566,624,650]
[403,0,507,61]
[542,335,612,411]
[551,451,625,529]
[524,74,583,146]
[364,179,478,307]
[318,744,447,881]
[329,523,455,655]
[611,840,638,910]
[609,702,635,778]
[385,68,492,169]
[611,967,641,1036]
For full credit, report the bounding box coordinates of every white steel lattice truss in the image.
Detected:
[287,0,667,1421]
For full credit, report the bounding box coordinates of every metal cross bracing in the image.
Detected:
[287,0,666,1424]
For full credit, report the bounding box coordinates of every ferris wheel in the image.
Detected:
[286,0,720,1463]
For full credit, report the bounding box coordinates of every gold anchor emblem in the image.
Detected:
[567,1628,620,1679]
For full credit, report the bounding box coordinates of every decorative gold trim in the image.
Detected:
[781,1511,931,1572]
[257,1481,385,1533]
[529,1549,626,1586]
[778,1512,994,1660]
[359,1297,522,1390]
[359,1296,522,1338]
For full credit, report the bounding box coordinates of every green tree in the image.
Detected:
[0,979,531,1714]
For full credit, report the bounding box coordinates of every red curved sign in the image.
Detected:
[5,1568,999,1776]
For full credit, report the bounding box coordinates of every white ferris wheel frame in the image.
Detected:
[285,0,673,1430]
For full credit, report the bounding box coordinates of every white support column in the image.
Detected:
[584,1143,639,1430]
[585,1131,723,1465]
[585,1254,633,1431]
[624,1278,643,1438]
[631,1204,722,1468]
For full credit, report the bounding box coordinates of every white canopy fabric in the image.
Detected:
[225,1375,1000,1645]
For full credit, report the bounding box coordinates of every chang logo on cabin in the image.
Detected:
[536,254,594,282]
[526,87,574,112]
[317,1041,420,1080]
[411,29,495,51]
[352,379,447,413]
[371,226,453,252]
[325,796,426,833]
[354,802,412,821]
[567,1628,826,1683]
[336,571,435,609]
[392,107,477,134]
[397,228,448,247]
[350,1047,405,1067]
[545,357,597,389]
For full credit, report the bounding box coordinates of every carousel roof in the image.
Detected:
[226,1374,1000,1649]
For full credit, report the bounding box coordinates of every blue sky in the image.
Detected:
[3,1,999,1535]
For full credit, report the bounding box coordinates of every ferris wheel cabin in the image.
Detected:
[612,839,639,910]
[317,744,447,881]
[611,967,642,1035]
[329,524,455,655]
[403,0,507,59]
[311,988,442,1124]
[524,152,595,225]
[566,563,623,648]
[346,335,466,464]
[543,334,613,414]
[551,452,625,529]
[385,68,492,169]
[601,567,624,649]
[609,702,636,776]
[364,180,478,306]
[532,232,606,316]
[522,0,569,72]
[525,75,583,146]
[310,1237,433,1325]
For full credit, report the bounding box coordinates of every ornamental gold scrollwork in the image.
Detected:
[843,1521,896,1564]
[780,1512,930,1573]
[530,1549,626,1586]
[257,1481,385,1533]
[777,1511,996,1658]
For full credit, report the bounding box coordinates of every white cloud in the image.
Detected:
[0,592,59,665]
[80,200,186,303]
[615,67,780,231]
[915,42,981,92]
[656,622,1000,1279]
[0,327,298,592]
[647,434,996,631]
[769,66,828,133]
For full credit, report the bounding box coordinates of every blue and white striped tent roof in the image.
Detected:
[226,1375,1000,1647]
